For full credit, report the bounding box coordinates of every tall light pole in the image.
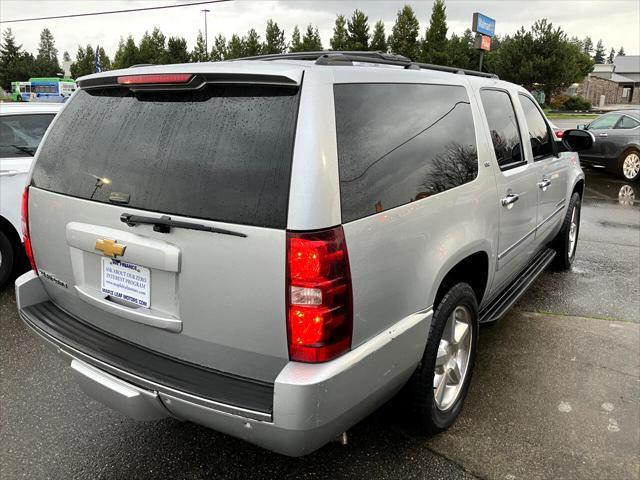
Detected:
[201,9,210,53]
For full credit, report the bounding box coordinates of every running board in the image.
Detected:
[480,248,556,324]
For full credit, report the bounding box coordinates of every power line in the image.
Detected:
[0,0,231,24]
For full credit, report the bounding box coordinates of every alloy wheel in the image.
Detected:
[568,205,578,259]
[433,305,473,411]
[622,152,640,180]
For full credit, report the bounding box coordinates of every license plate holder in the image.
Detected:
[101,258,151,308]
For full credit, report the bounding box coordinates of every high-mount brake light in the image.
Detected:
[21,187,37,273]
[117,74,193,85]
[286,226,353,363]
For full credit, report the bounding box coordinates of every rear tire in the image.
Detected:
[619,149,640,182]
[0,230,15,289]
[406,283,478,434]
[552,192,581,271]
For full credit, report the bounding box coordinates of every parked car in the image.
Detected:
[15,52,590,457]
[578,109,640,181]
[0,102,61,288]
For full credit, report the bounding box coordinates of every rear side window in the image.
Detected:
[32,85,300,229]
[518,94,554,160]
[334,83,478,223]
[617,115,640,129]
[480,89,524,171]
[0,114,55,158]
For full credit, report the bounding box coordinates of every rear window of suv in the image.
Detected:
[334,83,478,223]
[32,84,300,229]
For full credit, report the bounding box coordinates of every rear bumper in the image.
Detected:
[16,271,432,456]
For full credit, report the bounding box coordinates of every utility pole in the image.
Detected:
[201,8,210,53]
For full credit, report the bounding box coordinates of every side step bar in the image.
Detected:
[480,248,556,324]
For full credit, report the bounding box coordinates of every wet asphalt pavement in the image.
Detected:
[1,166,639,480]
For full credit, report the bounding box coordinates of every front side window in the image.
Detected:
[334,83,478,223]
[616,115,640,129]
[588,114,620,130]
[518,94,554,160]
[480,89,524,170]
[0,114,55,158]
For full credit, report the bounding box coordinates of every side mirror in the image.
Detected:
[561,129,595,152]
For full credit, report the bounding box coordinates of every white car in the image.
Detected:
[0,102,61,287]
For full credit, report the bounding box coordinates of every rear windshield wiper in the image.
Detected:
[120,213,247,238]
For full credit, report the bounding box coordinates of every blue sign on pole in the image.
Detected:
[472,12,496,38]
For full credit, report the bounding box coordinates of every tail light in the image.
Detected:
[286,226,352,363]
[21,186,37,273]
[554,129,564,139]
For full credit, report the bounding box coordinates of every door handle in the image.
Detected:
[598,133,608,137]
[0,170,19,177]
[537,179,551,190]
[501,193,520,209]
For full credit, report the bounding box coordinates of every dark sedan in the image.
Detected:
[579,109,640,181]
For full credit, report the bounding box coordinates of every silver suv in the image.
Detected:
[16,52,591,456]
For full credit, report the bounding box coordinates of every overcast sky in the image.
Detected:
[1,1,638,60]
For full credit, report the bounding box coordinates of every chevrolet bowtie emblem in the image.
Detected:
[95,238,126,258]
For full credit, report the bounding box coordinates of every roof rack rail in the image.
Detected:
[236,51,498,79]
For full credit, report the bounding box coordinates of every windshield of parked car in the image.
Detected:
[0,114,55,158]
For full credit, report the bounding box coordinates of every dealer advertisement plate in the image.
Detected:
[101,258,151,308]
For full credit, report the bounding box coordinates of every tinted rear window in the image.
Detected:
[335,83,478,223]
[32,85,300,229]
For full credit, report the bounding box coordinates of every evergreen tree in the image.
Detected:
[593,39,606,63]
[617,46,625,56]
[263,20,286,54]
[370,21,387,52]
[35,28,60,76]
[0,28,33,89]
[0,28,21,63]
[113,35,139,69]
[139,27,167,64]
[347,9,370,50]
[491,19,593,100]
[244,28,262,57]
[70,44,97,78]
[211,35,227,61]
[421,0,448,64]
[388,5,420,60]
[301,25,323,51]
[606,48,615,64]
[446,32,474,69]
[226,34,245,59]
[191,30,209,62]
[330,15,349,51]
[167,36,190,64]
[289,26,303,53]
[582,36,593,55]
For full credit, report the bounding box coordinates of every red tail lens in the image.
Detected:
[117,74,193,85]
[286,227,352,363]
[21,187,37,273]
